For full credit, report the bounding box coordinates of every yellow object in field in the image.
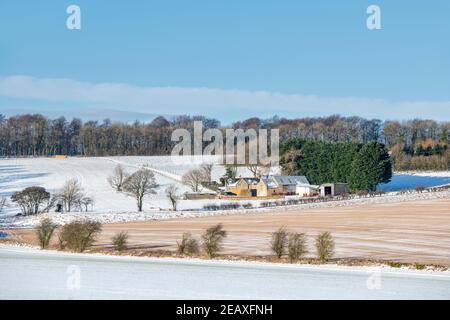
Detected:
[53,155,67,159]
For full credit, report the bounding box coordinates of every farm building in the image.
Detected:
[225,178,259,197]
[225,175,311,198]
[320,183,349,197]
[255,177,280,197]
[184,192,217,200]
[272,176,310,194]
[296,183,320,197]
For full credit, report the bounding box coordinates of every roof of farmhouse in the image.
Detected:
[227,175,310,188]
[271,175,309,186]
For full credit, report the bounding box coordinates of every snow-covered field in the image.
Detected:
[0,155,229,213]
[396,170,450,178]
[0,156,267,227]
[1,156,449,228]
[1,245,449,299]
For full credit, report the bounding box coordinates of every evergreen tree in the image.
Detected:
[348,141,392,192]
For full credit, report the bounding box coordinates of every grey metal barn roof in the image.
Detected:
[272,175,309,186]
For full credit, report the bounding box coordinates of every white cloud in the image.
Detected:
[0,75,449,121]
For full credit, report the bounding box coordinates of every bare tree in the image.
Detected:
[165,185,180,211]
[258,162,272,177]
[123,168,159,212]
[247,162,272,178]
[41,195,57,213]
[79,196,94,212]
[108,164,128,192]
[0,196,7,213]
[200,163,214,183]
[11,187,50,215]
[56,179,84,212]
[182,169,204,192]
[247,164,259,178]
[280,149,301,175]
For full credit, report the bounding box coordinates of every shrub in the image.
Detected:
[177,232,199,256]
[203,204,220,211]
[112,231,129,251]
[315,231,335,262]
[415,185,426,193]
[242,203,253,209]
[288,232,307,262]
[271,227,288,259]
[414,263,426,270]
[201,224,227,258]
[356,190,369,197]
[219,202,240,210]
[387,261,403,268]
[260,201,270,208]
[58,220,102,252]
[35,218,57,249]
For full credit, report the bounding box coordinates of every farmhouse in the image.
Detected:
[257,175,310,196]
[225,177,259,197]
[225,175,312,198]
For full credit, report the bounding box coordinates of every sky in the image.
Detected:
[0,0,449,124]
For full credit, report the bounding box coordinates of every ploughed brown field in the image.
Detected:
[6,198,450,266]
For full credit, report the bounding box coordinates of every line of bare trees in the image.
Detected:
[1,113,448,158]
[9,179,94,216]
[0,114,218,157]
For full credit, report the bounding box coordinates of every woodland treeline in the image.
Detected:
[0,113,449,170]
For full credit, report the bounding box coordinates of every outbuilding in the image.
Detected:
[296,183,320,197]
[320,183,349,197]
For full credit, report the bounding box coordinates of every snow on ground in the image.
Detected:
[396,171,450,178]
[1,245,449,299]
[0,156,190,213]
[3,188,450,229]
[1,156,449,228]
[0,156,263,227]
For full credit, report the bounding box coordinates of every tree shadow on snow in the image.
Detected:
[0,164,49,197]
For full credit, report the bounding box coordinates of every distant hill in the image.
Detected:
[0,107,172,123]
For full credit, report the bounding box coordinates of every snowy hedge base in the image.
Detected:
[2,189,449,229]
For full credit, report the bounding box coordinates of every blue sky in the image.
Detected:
[0,0,449,123]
